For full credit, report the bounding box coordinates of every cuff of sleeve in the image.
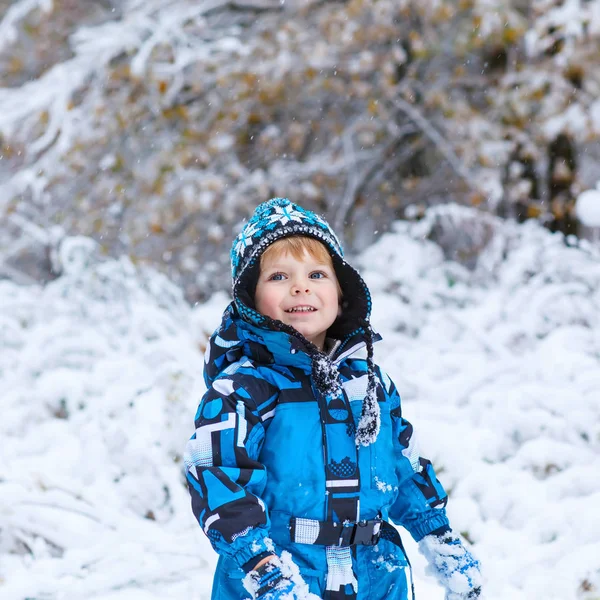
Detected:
[429,525,451,538]
[405,509,450,542]
[231,536,274,569]
[242,551,276,573]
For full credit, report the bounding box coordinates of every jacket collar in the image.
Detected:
[204,302,377,388]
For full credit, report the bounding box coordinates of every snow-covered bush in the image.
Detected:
[1,207,600,599]
[360,205,600,600]
[0,236,214,598]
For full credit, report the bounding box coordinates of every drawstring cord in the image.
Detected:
[355,319,381,447]
[257,315,380,446]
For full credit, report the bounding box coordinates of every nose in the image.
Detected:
[291,278,311,295]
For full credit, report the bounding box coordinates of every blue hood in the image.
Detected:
[204,302,372,391]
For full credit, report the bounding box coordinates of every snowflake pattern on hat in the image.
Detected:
[230,198,343,284]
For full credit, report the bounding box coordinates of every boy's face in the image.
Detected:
[254,248,341,351]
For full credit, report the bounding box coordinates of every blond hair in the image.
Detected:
[260,236,343,297]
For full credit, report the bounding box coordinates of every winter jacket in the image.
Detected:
[184,302,449,600]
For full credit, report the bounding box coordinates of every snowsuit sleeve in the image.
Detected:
[377,367,451,541]
[184,374,273,568]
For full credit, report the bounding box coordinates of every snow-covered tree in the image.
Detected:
[1,0,600,300]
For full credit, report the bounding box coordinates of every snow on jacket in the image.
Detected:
[184,302,449,600]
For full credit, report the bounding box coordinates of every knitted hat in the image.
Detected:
[230,197,380,446]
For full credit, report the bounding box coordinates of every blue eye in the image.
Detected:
[269,273,285,281]
[310,272,325,279]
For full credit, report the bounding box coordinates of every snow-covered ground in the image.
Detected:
[1,206,600,600]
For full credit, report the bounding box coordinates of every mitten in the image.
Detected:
[243,553,320,600]
[418,531,482,600]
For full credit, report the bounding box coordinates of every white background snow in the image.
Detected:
[576,183,600,229]
[1,206,600,600]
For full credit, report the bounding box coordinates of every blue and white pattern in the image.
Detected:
[232,221,260,260]
[244,556,310,600]
[325,546,357,595]
[266,204,305,227]
[230,198,343,284]
[293,518,321,545]
[419,533,482,600]
[184,302,451,600]
[341,375,369,403]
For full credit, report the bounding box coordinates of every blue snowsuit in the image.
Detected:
[184,303,450,599]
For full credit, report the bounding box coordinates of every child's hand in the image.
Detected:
[247,559,295,600]
[418,531,482,600]
[243,553,321,600]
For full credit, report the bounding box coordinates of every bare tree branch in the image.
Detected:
[332,123,419,234]
[389,95,478,193]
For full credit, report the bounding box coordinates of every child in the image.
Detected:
[184,198,482,600]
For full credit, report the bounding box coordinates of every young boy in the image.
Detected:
[184,198,482,600]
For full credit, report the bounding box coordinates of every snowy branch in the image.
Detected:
[389,95,478,193]
[0,0,52,53]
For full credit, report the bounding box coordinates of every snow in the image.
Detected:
[544,104,590,141]
[576,185,600,228]
[242,552,321,600]
[2,207,600,599]
[373,477,395,493]
[418,532,482,597]
[0,0,52,52]
[590,100,600,135]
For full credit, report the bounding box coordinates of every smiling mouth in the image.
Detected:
[285,306,317,313]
